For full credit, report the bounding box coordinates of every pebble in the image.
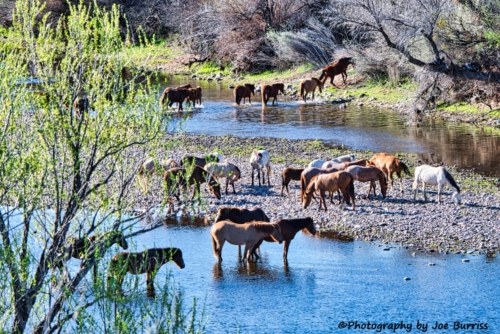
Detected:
[404,277,411,281]
[428,263,435,266]
[462,259,470,263]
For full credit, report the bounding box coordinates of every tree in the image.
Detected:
[0,1,200,332]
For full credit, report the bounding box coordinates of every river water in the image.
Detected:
[162,77,500,177]
[133,218,500,333]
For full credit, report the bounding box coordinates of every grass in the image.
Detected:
[233,63,315,84]
[329,80,417,104]
[124,39,183,67]
[437,102,484,114]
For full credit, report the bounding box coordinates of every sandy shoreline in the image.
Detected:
[135,133,500,256]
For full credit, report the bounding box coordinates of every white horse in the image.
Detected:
[412,165,461,204]
[204,162,241,194]
[308,154,356,168]
[250,150,271,186]
[138,158,179,192]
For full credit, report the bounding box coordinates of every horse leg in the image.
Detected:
[231,180,236,194]
[146,271,157,297]
[218,239,225,262]
[283,240,291,262]
[257,168,261,187]
[251,168,255,186]
[412,178,418,200]
[320,189,327,212]
[225,178,229,195]
[397,171,404,193]
[437,183,443,204]
[266,165,271,186]
[422,182,427,201]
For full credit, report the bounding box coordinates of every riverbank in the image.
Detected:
[136,133,500,257]
[130,41,500,127]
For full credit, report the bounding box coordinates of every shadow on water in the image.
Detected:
[159,75,500,176]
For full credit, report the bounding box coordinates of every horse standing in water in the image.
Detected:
[234,84,255,105]
[262,83,285,106]
[319,57,355,87]
[368,153,411,193]
[251,217,317,262]
[412,165,461,204]
[107,248,185,297]
[211,221,283,262]
[299,78,323,102]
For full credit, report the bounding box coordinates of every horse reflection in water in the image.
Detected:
[212,260,292,281]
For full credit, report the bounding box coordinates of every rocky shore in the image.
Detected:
[136,134,500,256]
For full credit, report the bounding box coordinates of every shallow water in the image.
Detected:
[131,219,500,333]
[161,77,500,177]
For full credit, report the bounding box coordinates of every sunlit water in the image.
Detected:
[130,219,500,333]
[161,77,500,177]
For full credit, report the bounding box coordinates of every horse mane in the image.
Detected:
[252,222,277,234]
[311,77,322,85]
[443,169,460,193]
[233,164,241,177]
[279,218,313,230]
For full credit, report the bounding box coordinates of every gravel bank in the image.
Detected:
[136,133,500,256]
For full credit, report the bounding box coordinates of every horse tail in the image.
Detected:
[348,175,355,203]
[300,174,306,202]
[398,160,412,176]
[319,70,325,82]
[211,235,219,259]
[443,169,460,193]
[234,88,241,105]
[160,91,167,108]
[299,83,304,99]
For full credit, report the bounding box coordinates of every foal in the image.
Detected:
[107,248,185,296]
[281,167,304,196]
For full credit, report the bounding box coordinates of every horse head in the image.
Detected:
[452,192,461,204]
[245,84,256,96]
[305,217,317,235]
[215,207,229,222]
[271,224,283,244]
[114,231,129,250]
[169,248,185,269]
[208,177,222,199]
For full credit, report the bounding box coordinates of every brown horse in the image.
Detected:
[319,57,355,88]
[346,165,388,199]
[159,88,194,111]
[53,231,128,283]
[299,78,323,102]
[211,221,283,262]
[107,248,185,296]
[368,153,412,193]
[163,166,221,214]
[281,167,304,196]
[215,207,270,258]
[73,96,90,119]
[252,217,316,262]
[180,153,222,168]
[303,171,355,211]
[262,83,285,106]
[234,84,255,105]
[300,166,339,203]
[188,86,202,106]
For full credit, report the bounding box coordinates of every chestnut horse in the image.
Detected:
[300,166,339,203]
[160,88,194,111]
[252,217,317,262]
[188,86,202,106]
[107,248,185,296]
[234,84,255,105]
[299,78,323,102]
[319,57,354,87]
[281,167,304,196]
[211,221,283,262]
[346,165,388,199]
[262,83,285,106]
[368,153,411,193]
[303,171,355,211]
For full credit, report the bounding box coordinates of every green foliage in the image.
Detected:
[484,31,500,48]
[0,0,202,332]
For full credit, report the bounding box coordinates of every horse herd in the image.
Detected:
[58,58,464,296]
[159,57,356,111]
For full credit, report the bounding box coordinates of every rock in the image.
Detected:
[462,259,470,262]
[207,78,214,81]
[428,263,435,266]
[369,97,377,101]
[383,248,390,251]
[359,93,366,98]
[358,102,364,106]
[215,73,222,79]
[228,85,235,89]
[404,277,411,281]
[191,74,197,78]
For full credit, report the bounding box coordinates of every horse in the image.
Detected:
[281,167,304,196]
[73,96,90,119]
[211,221,283,262]
[53,231,128,284]
[319,57,355,88]
[299,78,323,102]
[176,84,192,89]
[159,88,194,111]
[322,158,367,170]
[412,165,461,204]
[107,248,185,296]
[163,166,221,214]
[368,153,412,193]
[308,154,356,168]
[252,217,316,262]
[303,171,355,211]
[234,84,255,105]
[138,158,179,192]
[204,162,241,194]
[261,83,285,106]
[250,149,272,186]
[346,165,388,199]
[180,153,223,168]
[188,86,202,106]
[215,207,270,257]
[300,166,339,203]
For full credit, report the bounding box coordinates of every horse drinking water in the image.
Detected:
[412,165,461,204]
